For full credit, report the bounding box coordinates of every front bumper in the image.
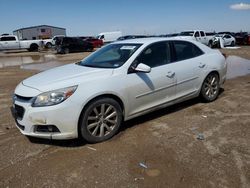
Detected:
[11,96,81,140]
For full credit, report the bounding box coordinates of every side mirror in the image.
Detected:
[135,63,151,73]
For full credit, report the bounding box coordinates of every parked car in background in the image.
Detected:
[52,35,65,46]
[56,37,93,54]
[84,38,103,48]
[11,38,226,143]
[178,30,215,47]
[0,35,42,51]
[117,35,148,41]
[235,32,250,45]
[164,33,179,37]
[97,31,122,43]
[212,34,236,48]
[218,32,235,37]
[42,38,53,48]
[41,35,66,49]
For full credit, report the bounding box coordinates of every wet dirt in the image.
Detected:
[0,50,92,70]
[0,47,250,188]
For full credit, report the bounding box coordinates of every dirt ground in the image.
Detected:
[0,47,250,188]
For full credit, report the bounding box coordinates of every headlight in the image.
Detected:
[32,86,77,107]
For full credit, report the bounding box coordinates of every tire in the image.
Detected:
[29,44,38,52]
[200,73,220,102]
[231,41,235,46]
[64,48,69,54]
[79,98,123,143]
[45,42,52,48]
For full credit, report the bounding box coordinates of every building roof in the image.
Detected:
[13,25,66,32]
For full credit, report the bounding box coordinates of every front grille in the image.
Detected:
[15,94,33,102]
[15,104,25,120]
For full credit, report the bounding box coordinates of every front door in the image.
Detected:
[126,41,176,116]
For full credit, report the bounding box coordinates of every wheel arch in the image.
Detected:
[45,42,52,48]
[207,70,220,80]
[77,93,125,138]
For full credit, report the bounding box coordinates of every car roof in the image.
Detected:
[114,37,196,45]
[113,37,214,54]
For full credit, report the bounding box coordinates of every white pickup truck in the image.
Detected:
[178,30,215,47]
[0,35,42,51]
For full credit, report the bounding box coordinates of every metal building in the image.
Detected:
[13,25,66,40]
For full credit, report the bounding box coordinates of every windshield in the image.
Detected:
[79,43,142,68]
[179,31,194,36]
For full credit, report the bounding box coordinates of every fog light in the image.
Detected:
[35,125,60,133]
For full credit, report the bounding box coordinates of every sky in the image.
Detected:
[0,0,250,36]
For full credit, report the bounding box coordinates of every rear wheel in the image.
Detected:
[231,41,235,46]
[79,98,122,143]
[200,73,220,102]
[29,44,39,52]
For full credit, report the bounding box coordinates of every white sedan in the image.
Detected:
[212,34,236,47]
[11,38,227,143]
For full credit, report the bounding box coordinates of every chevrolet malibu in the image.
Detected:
[11,38,227,143]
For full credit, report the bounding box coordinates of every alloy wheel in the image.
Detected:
[203,74,219,99]
[86,104,118,137]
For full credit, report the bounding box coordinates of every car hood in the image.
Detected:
[22,63,114,92]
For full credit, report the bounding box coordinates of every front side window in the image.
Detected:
[134,42,171,68]
[173,41,204,61]
[194,32,200,37]
[79,43,142,68]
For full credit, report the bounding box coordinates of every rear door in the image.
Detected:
[126,41,176,116]
[171,41,205,98]
[223,35,232,46]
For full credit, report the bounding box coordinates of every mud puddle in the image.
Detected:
[0,54,58,68]
[0,53,250,79]
[226,56,250,79]
[21,55,250,79]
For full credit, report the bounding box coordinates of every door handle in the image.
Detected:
[199,63,205,68]
[166,71,175,78]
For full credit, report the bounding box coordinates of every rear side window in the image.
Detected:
[200,31,205,37]
[173,41,204,61]
[135,42,171,68]
[0,37,16,41]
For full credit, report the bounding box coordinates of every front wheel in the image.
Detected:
[79,98,123,143]
[200,73,220,102]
